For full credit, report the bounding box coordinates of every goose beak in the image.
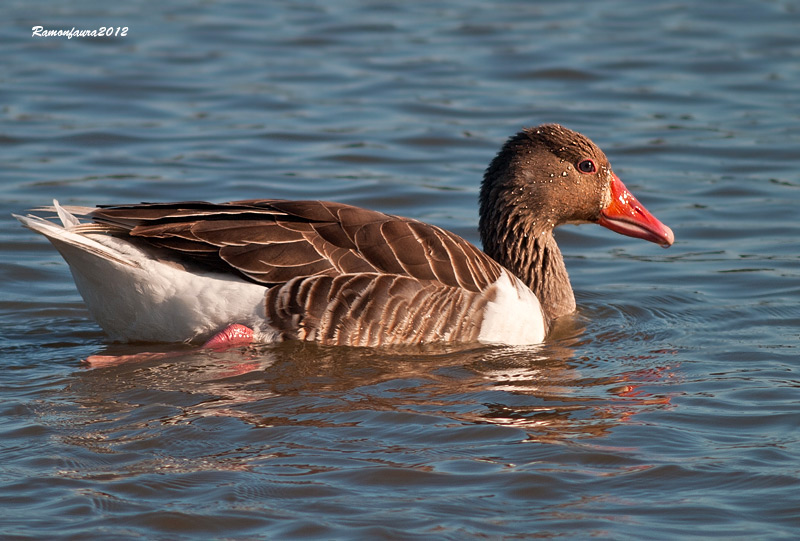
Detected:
[598,174,674,248]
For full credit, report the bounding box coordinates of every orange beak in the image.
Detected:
[598,174,674,248]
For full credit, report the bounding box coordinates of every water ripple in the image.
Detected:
[2,0,800,538]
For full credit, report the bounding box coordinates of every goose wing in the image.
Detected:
[89,199,504,292]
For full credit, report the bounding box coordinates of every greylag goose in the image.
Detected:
[15,124,673,348]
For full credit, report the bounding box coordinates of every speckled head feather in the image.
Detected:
[480,124,613,238]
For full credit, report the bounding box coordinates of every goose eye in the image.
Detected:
[577,159,596,174]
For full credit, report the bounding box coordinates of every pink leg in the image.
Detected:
[83,350,185,368]
[202,324,254,350]
[83,324,255,368]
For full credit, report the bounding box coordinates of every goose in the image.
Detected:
[15,124,673,349]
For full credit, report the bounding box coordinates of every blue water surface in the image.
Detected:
[1,1,799,539]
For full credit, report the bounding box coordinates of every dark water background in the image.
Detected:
[2,1,800,539]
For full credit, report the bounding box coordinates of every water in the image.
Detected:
[2,0,800,538]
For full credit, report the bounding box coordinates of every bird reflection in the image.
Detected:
[69,319,676,445]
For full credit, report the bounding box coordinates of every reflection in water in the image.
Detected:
[65,321,676,463]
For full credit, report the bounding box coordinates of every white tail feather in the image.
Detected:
[14,202,271,343]
[54,199,82,228]
[14,201,137,268]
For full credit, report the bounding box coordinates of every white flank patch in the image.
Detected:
[477,271,546,346]
[15,202,278,343]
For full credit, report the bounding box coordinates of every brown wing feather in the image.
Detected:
[264,273,492,346]
[88,199,505,291]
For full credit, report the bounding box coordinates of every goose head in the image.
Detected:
[479,124,674,255]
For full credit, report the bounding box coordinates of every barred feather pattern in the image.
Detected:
[265,273,493,346]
